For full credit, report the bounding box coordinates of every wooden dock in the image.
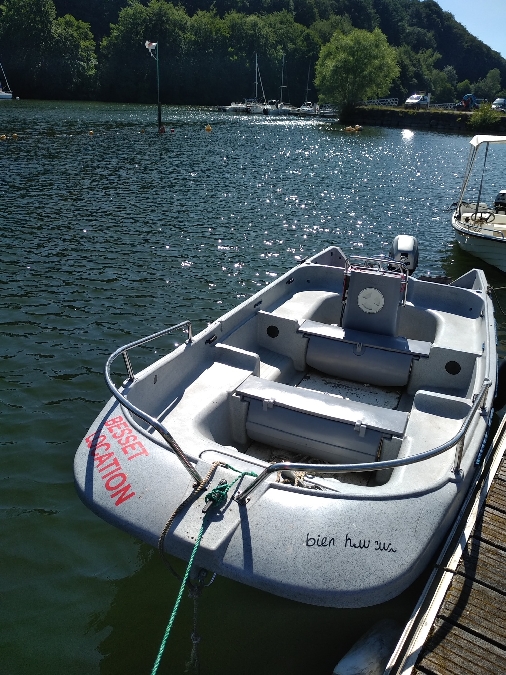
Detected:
[385,418,506,675]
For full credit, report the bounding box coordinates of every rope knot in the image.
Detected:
[203,479,229,512]
[203,469,258,514]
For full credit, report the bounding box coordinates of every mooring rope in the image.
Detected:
[158,461,225,579]
[151,465,257,675]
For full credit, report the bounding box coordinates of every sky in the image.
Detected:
[435,0,505,58]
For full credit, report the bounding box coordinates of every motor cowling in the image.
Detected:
[389,235,419,275]
[494,190,506,214]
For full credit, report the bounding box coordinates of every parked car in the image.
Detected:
[492,98,506,112]
[404,93,430,109]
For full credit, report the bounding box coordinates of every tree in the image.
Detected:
[99,0,190,103]
[314,27,399,117]
[310,15,353,47]
[456,79,472,100]
[431,69,454,103]
[473,68,502,102]
[47,15,97,97]
[443,65,457,88]
[0,0,96,98]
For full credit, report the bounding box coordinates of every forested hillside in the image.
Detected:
[1,0,505,106]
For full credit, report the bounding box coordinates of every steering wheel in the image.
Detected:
[470,211,495,223]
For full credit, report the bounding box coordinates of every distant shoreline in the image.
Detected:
[353,106,506,134]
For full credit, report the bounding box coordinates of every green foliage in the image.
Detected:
[456,79,472,100]
[314,27,399,114]
[1,0,506,105]
[442,65,457,88]
[388,45,440,101]
[310,15,353,47]
[473,68,502,101]
[331,0,378,31]
[99,0,190,102]
[0,0,96,97]
[52,0,125,41]
[430,69,454,103]
[468,103,503,128]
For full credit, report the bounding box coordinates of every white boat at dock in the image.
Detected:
[297,100,319,115]
[74,235,496,608]
[218,54,267,115]
[452,135,506,272]
[0,62,13,100]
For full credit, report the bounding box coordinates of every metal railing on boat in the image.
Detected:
[235,378,492,503]
[104,320,203,484]
[103,321,492,502]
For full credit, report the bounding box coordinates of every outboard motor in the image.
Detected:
[389,235,419,275]
[494,190,506,214]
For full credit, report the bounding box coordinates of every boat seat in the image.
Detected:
[235,375,408,464]
[299,320,431,387]
[295,265,431,386]
[341,267,404,336]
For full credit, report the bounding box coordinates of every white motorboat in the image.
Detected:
[319,104,338,118]
[452,134,506,272]
[74,236,496,608]
[297,101,319,115]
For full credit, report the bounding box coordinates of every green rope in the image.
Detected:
[151,465,257,675]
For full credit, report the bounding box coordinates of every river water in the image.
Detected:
[1,100,506,675]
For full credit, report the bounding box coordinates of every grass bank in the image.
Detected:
[353,106,506,134]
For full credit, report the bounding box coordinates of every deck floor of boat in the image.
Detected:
[246,440,376,486]
[297,370,402,409]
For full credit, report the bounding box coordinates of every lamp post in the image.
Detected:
[145,40,163,131]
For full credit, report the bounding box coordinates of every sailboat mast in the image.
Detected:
[0,62,11,93]
[280,54,285,104]
[255,53,258,100]
[305,63,311,102]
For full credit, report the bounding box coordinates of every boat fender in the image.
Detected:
[333,619,402,675]
[494,359,506,411]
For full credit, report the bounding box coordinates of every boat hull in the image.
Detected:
[74,246,496,608]
[75,401,490,608]
[452,217,506,272]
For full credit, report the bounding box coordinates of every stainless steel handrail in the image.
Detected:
[235,378,492,504]
[104,320,202,484]
[345,255,409,304]
[346,255,408,275]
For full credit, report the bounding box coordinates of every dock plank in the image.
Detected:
[408,438,506,675]
[414,619,506,675]
[473,505,506,549]
[485,475,506,513]
[457,536,506,594]
[496,456,506,483]
[438,570,506,648]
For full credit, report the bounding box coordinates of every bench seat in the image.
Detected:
[299,320,431,357]
[298,320,431,387]
[235,375,408,463]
